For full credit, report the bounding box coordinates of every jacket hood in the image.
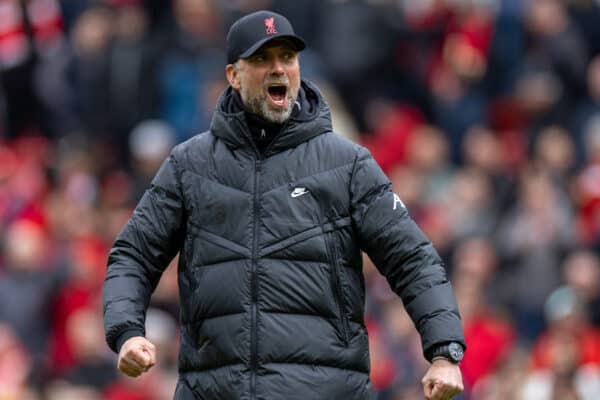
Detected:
[210,80,332,154]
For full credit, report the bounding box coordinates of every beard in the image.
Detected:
[240,82,299,124]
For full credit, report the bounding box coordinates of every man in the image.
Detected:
[103,10,466,400]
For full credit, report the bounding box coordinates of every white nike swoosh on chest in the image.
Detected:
[290,188,309,198]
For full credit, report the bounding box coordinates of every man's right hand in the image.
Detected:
[117,336,156,377]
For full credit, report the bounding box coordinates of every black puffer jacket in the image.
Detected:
[103,81,465,400]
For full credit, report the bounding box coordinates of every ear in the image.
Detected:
[226,64,241,90]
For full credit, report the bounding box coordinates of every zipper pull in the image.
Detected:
[260,129,266,139]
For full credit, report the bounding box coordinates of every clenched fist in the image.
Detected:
[421,358,464,400]
[117,336,156,377]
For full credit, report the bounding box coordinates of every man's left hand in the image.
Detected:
[421,358,464,400]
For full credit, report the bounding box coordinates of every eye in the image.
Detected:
[252,54,266,62]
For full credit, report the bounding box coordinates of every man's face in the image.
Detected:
[227,40,300,123]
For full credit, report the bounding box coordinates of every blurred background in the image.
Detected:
[1,0,600,399]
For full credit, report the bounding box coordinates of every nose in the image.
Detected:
[270,57,285,74]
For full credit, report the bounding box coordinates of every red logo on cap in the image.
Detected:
[264,17,277,35]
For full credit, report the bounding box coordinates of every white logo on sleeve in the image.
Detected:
[393,193,405,210]
[291,187,309,198]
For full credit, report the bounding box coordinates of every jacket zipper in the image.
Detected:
[250,159,261,400]
[326,234,349,345]
[243,117,287,398]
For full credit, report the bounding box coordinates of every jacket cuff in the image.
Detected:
[115,329,145,353]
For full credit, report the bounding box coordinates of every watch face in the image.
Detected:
[448,342,464,362]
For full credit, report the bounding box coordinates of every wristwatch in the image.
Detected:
[429,342,464,364]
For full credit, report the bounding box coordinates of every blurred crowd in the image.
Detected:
[1,0,600,399]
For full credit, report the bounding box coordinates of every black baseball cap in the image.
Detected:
[226,10,306,64]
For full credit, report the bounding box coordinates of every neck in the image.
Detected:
[231,91,284,152]
[245,109,284,152]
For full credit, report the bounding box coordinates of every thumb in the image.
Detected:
[423,380,434,400]
[139,349,151,365]
[142,343,156,366]
[430,381,443,399]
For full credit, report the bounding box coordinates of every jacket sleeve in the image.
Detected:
[103,152,185,353]
[350,147,465,359]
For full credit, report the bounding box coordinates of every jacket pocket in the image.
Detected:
[324,232,350,345]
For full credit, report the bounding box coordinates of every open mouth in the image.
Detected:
[267,84,288,108]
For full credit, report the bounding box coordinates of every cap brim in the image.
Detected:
[239,34,306,59]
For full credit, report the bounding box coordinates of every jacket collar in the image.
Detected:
[210,80,332,156]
